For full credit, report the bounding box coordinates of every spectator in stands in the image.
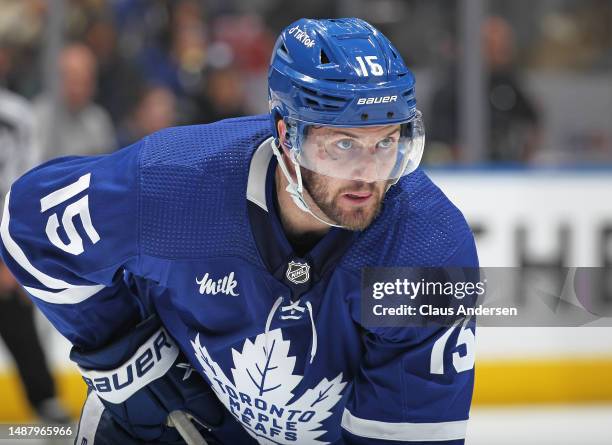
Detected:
[484,16,541,162]
[190,65,247,125]
[85,18,144,126]
[34,43,115,160]
[117,84,177,147]
[137,0,207,97]
[0,0,46,97]
[429,16,541,163]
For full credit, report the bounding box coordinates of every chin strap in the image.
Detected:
[271,139,343,229]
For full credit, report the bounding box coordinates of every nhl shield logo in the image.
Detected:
[286,261,310,284]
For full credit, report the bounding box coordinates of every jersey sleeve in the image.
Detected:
[342,234,479,445]
[0,141,146,350]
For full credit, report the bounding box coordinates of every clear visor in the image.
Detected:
[286,111,424,181]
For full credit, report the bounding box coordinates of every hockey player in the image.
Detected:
[0,18,478,444]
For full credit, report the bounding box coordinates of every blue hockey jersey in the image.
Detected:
[0,115,478,444]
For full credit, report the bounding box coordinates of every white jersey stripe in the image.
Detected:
[25,283,105,304]
[341,408,468,442]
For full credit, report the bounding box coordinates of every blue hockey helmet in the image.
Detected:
[268,18,424,183]
[268,18,424,227]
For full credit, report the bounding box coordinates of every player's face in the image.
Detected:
[301,168,387,230]
[300,125,398,230]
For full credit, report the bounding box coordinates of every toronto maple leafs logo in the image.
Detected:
[191,329,346,444]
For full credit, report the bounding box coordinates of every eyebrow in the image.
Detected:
[332,127,400,138]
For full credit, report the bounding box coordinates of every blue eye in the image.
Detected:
[377,137,395,150]
[336,139,353,151]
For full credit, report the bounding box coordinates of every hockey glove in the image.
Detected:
[70,314,224,443]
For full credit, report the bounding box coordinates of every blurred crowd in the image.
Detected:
[0,0,278,160]
[0,0,610,167]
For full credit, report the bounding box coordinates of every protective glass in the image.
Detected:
[286,111,425,181]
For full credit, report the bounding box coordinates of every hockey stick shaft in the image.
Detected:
[167,410,208,445]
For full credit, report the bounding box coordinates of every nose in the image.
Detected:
[349,153,379,182]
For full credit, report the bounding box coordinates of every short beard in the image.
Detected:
[301,168,384,231]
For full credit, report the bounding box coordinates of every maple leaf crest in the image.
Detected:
[191,329,346,444]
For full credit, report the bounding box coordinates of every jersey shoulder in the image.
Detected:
[138,115,273,261]
[341,168,476,270]
[140,115,272,170]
